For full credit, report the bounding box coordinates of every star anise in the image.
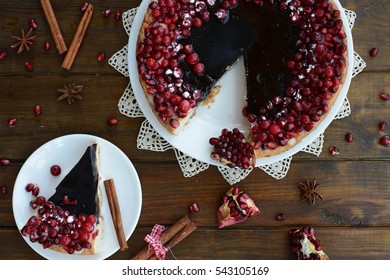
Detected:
[11,28,36,54]
[299,179,323,205]
[57,83,84,104]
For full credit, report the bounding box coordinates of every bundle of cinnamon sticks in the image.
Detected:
[40,0,94,70]
[132,216,197,260]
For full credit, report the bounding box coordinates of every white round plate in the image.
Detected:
[128,0,354,166]
[12,134,142,260]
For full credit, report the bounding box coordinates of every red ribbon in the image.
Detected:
[145,224,168,260]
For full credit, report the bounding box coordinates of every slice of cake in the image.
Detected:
[21,144,103,255]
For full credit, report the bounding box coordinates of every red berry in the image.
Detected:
[102,9,112,17]
[81,2,89,11]
[34,105,41,116]
[44,42,50,51]
[97,52,105,62]
[50,165,61,176]
[193,62,205,75]
[0,50,7,60]
[0,159,10,165]
[380,92,390,101]
[114,11,122,21]
[1,186,7,195]
[345,133,353,143]
[8,118,16,127]
[379,121,387,131]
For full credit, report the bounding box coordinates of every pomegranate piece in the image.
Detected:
[379,121,387,131]
[379,135,390,147]
[102,9,112,17]
[380,92,390,101]
[1,186,7,195]
[114,11,122,21]
[275,213,285,221]
[328,146,340,155]
[188,203,200,213]
[210,128,256,169]
[345,133,353,143]
[288,227,329,260]
[29,19,38,30]
[217,186,260,228]
[0,50,7,60]
[50,165,61,176]
[25,61,33,72]
[8,118,16,127]
[107,117,118,126]
[81,2,89,11]
[369,48,379,57]
[0,159,10,165]
[97,51,105,62]
[34,105,41,116]
[44,42,50,51]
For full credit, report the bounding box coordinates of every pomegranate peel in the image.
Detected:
[288,227,329,260]
[217,186,260,228]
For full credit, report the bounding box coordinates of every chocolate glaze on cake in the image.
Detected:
[48,144,99,217]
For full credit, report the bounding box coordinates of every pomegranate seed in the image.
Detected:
[97,52,105,62]
[379,135,390,147]
[329,146,340,155]
[34,105,41,116]
[114,11,122,21]
[345,133,353,143]
[44,42,50,51]
[186,53,199,65]
[1,186,7,195]
[107,117,118,126]
[0,159,10,165]
[50,165,61,176]
[25,61,33,72]
[82,222,94,233]
[188,203,200,213]
[25,183,35,192]
[81,2,89,11]
[102,9,112,17]
[0,50,7,60]
[215,8,228,22]
[369,48,379,57]
[29,19,38,29]
[193,62,205,75]
[379,121,387,131]
[380,92,390,101]
[275,213,285,221]
[32,186,40,196]
[8,118,16,127]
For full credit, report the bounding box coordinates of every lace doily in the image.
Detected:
[109,7,366,184]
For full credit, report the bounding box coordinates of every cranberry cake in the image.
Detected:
[21,144,103,255]
[136,0,349,162]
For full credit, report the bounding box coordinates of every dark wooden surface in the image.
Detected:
[1,0,390,260]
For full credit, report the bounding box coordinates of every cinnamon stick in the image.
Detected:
[131,215,191,260]
[39,0,67,54]
[147,222,197,260]
[62,3,94,70]
[104,179,129,251]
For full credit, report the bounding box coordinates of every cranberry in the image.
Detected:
[8,118,16,127]
[50,165,61,176]
[25,61,33,72]
[1,186,7,195]
[29,19,37,29]
[369,48,379,57]
[0,50,7,60]
[107,117,118,125]
[44,42,50,51]
[34,105,41,116]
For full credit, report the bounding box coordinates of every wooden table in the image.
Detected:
[0,0,389,260]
